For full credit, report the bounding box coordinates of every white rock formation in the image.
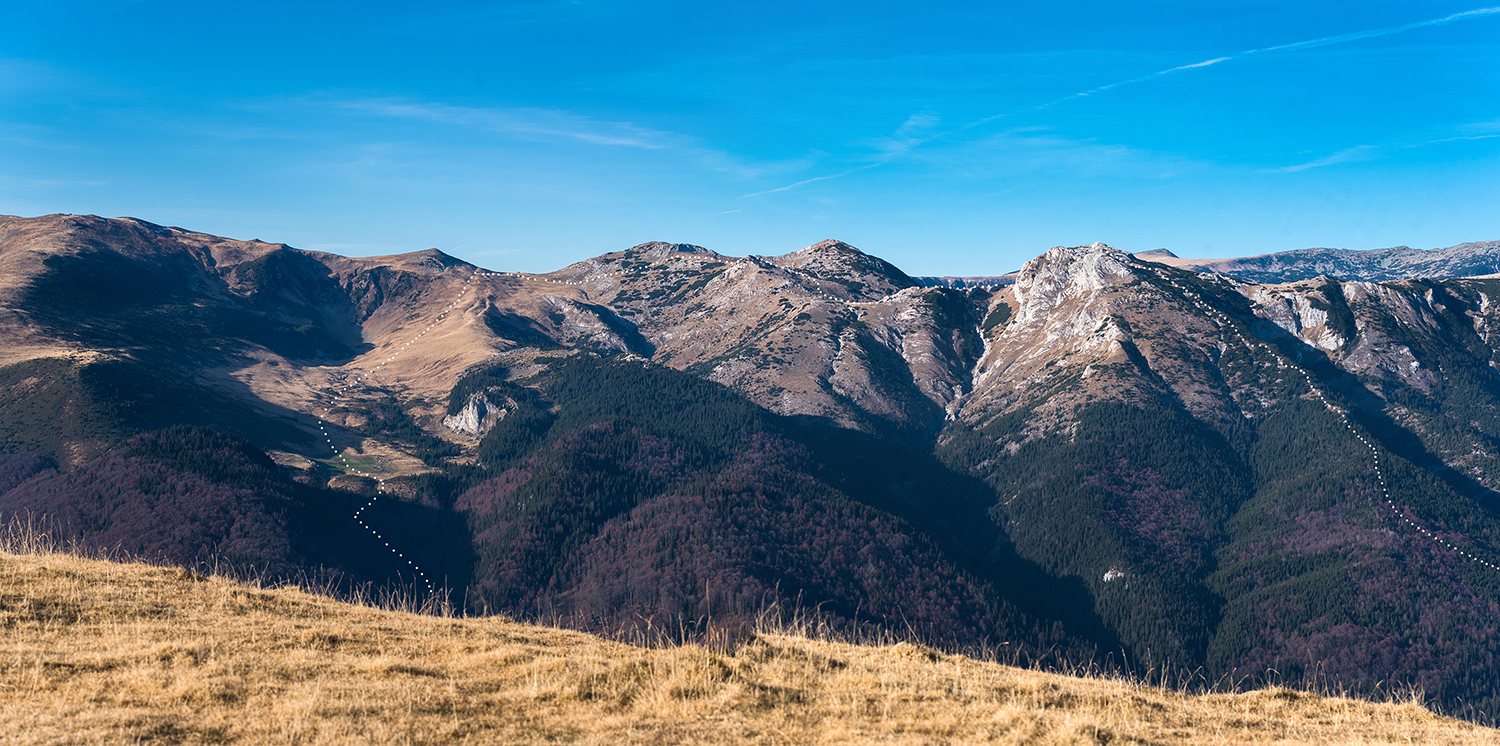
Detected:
[442,391,511,437]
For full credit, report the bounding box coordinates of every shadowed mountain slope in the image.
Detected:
[6,214,1500,719]
[438,355,1111,659]
[0,426,470,592]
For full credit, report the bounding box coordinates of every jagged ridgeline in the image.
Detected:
[4,213,1500,719]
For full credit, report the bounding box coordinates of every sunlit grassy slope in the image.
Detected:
[1,547,1493,745]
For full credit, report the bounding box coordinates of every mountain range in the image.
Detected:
[4,213,1500,719]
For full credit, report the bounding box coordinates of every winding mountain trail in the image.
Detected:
[306,265,626,596]
[1156,267,1500,575]
[310,266,487,595]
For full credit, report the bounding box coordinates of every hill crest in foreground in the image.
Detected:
[1,547,1493,745]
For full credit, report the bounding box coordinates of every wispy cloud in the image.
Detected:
[959,128,1205,179]
[867,112,942,158]
[1265,120,1500,169]
[738,114,935,198]
[304,97,808,182]
[332,98,675,149]
[1400,119,1500,147]
[1261,145,1379,173]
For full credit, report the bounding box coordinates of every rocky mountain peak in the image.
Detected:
[798,238,862,256]
[1012,243,1134,318]
[624,241,718,264]
[970,243,1137,406]
[410,247,466,272]
[766,239,916,298]
[772,238,875,264]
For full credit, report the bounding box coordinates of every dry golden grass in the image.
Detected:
[1,545,1494,745]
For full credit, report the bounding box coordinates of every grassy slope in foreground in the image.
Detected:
[1,551,1493,746]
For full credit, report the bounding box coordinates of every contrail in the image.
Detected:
[1027,56,1231,113]
[1250,6,1500,54]
[738,164,882,199]
[1004,5,1500,116]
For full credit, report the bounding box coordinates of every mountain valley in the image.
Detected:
[5,213,1500,719]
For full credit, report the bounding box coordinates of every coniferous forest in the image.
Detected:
[5,215,1500,722]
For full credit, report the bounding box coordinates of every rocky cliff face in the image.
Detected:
[442,390,513,437]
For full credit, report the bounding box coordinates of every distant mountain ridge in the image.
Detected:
[7,213,1500,719]
[913,274,1016,289]
[1142,240,1500,283]
[911,239,1500,289]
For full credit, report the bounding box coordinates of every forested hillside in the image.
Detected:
[5,213,1500,719]
[0,426,467,592]
[405,355,1110,661]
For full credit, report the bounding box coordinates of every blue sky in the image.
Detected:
[2,1,1497,274]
